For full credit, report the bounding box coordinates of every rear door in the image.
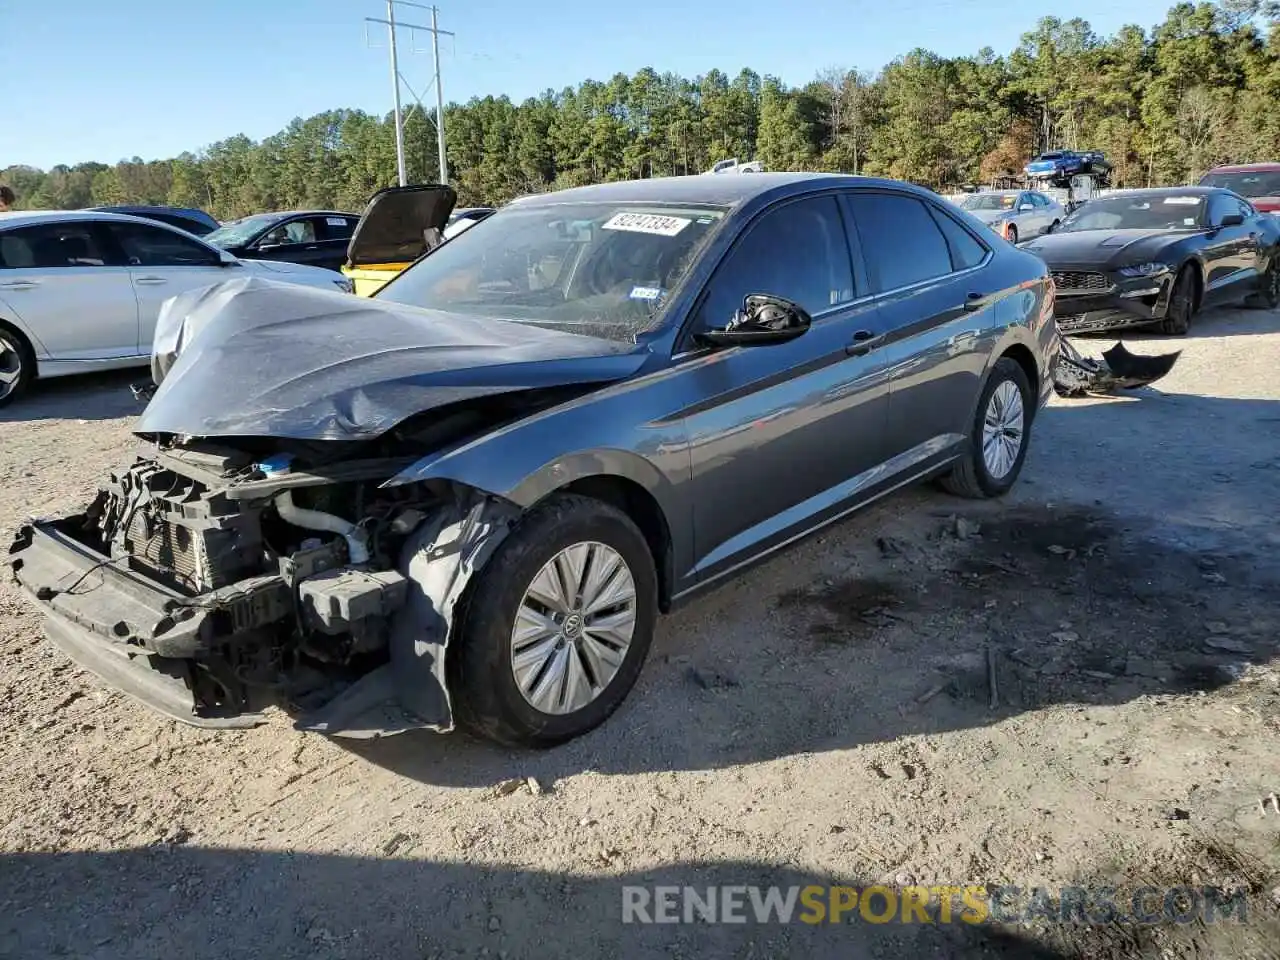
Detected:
[0,220,139,360]
[843,190,998,460]
[102,221,228,352]
[679,193,896,583]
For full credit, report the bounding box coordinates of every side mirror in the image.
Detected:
[1220,214,1244,227]
[1019,203,1034,211]
[695,294,812,348]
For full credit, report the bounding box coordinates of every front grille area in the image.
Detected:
[1051,271,1109,291]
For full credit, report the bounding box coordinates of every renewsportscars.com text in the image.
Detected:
[621,884,1250,925]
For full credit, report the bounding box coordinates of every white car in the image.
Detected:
[952,189,1065,244]
[0,210,352,406]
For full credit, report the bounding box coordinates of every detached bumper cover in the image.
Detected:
[1052,338,1181,397]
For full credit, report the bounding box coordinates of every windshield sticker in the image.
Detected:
[326,216,348,226]
[629,285,665,301]
[602,212,691,236]
[1162,197,1201,205]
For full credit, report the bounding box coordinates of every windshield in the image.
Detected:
[1057,195,1206,232]
[204,214,282,248]
[375,202,728,342]
[960,194,1017,212]
[1198,170,1280,198]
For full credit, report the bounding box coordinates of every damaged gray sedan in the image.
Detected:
[10,173,1060,746]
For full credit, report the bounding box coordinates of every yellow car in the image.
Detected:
[342,183,459,297]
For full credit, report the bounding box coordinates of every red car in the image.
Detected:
[1199,162,1280,214]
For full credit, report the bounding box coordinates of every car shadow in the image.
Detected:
[11,845,1267,960]
[0,368,143,424]
[341,389,1280,789]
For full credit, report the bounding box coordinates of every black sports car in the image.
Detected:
[1020,186,1280,334]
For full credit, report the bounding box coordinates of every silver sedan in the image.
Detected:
[953,190,1066,244]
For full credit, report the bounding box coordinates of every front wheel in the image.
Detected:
[449,493,658,748]
[1156,268,1195,335]
[941,358,1033,499]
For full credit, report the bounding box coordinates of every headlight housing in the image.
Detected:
[1117,262,1169,278]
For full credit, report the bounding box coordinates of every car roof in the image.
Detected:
[505,172,918,209]
[1095,186,1221,199]
[1206,162,1280,173]
[0,209,210,230]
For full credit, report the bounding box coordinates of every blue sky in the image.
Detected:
[8,0,1183,169]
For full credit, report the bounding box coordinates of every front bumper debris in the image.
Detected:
[9,520,269,728]
[9,490,520,738]
[1052,337,1181,397]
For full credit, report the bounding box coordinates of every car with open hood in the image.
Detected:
[0,210,352,406]
[1020,186,1280,335]
[9,172,1060,747]
[341,184,458,297]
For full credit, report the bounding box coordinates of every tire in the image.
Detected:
[1006,224,1019,244]
[449,493,658,748]
[941,357,1033,500]
[1244,257,1280,310]
[0,324,35,409]
[1155,267,1195,335]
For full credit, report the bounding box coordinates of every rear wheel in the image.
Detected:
[0,324,35,408]
[449,493,658,748]
[1156,268,1195,335]
[942,358,1033,500]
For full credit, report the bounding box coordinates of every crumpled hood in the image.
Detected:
[136,276,644,442]
[1021,229,1192,268]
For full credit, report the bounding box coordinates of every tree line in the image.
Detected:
[5,1,1280,221]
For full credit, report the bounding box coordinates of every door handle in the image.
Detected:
[304,245,319,250]
[962,292,987,311]
[133,276,168,285]
[0,280,37,291]
[846,329,884,356]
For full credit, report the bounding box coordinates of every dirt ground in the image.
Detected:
[2,308,1280,960]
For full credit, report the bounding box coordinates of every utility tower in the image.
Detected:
[364,1,453,186]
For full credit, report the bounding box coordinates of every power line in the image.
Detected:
[364,2,454,186]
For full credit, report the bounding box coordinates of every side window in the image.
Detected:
[110,222,221,267]
[848,193,953,292]
[696,195,854,328]
[0,222,109,269]
[260,218,319,246]
[1206,194,1233,227]
[928,206,988,271]
[323,216,357,241]
[1030,194,1049,208]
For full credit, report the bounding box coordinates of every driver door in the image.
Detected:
[678,194,894,585]
[1201,194,1252,305]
